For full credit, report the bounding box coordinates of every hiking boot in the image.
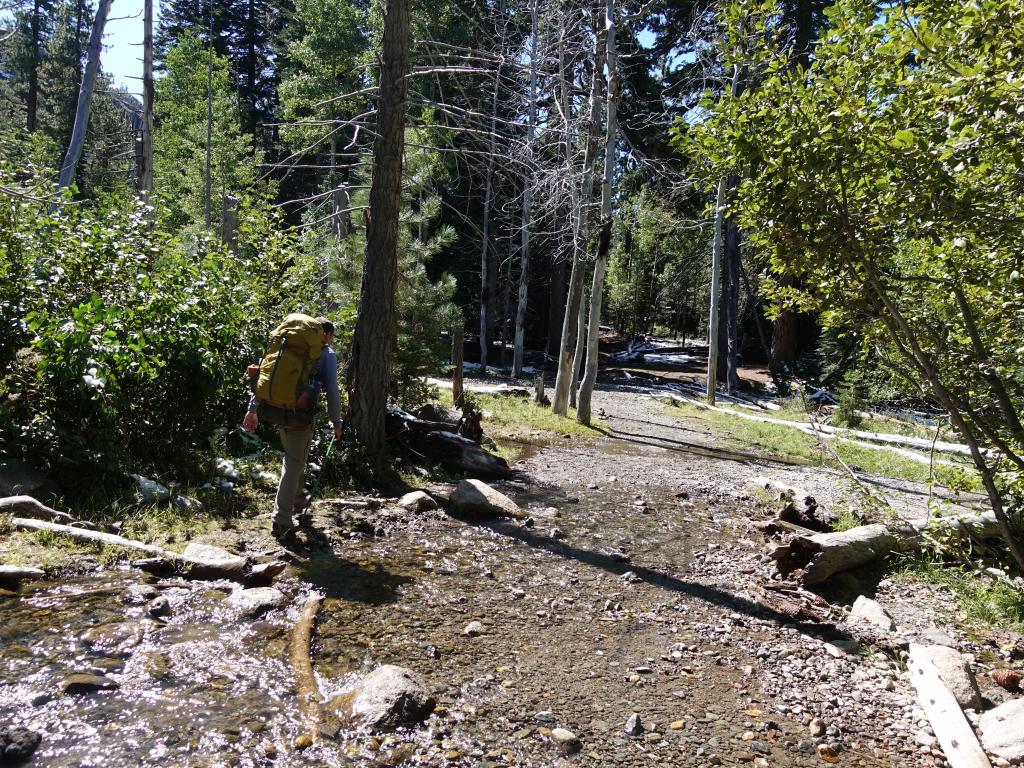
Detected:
[272,519,297,541]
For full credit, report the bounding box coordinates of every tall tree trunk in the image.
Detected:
[27,0,41,132]
[569,283,587,409]
[56,0,112,193]
[546,251,566,356]
[577,0,619,425]
[479,46,503,370]
[512,0,540,378]
[552,18,606,415]
[245,0,258,136]
[724,199,740,392]
[345,0,410,453]
[203,1,214,230]
[139,0,154,199]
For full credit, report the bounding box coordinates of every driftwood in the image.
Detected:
[0,565,45,587]
[289,594,323,741]
[10,517,249,581]
[907,644,992,768]
[1,495,85,526]
[771,512,1005,585]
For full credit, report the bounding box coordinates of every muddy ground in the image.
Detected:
[2,385,1020,767]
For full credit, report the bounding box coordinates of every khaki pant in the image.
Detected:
[274,425,313,527]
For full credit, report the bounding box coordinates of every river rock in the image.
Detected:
[81,622,144,654]
[463,621,485,637]
[550,728,581,755]
[625,712,643,736]
[0,726,41,762]
[181,543,247,579]
[227,587,288,617]
[171,494,204,513]
[325,665,435,730]
[450,480,521,517]
[60,673,119,695]
[915,644,982,710]
[399,491,437,512]
[246,561,287,587]
[848,596,896,632]
[979,698,1024,763]
[0,566,44,588]
[147,596,171,617]
[130,474,170,503]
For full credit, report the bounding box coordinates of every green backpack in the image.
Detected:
[254,314,324,420]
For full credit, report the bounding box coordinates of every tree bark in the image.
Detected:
[479,30,504,370]
[290,595,324,741]
[576,0,620,426]
[140,0,154,199]
[55,0,112,193]
[552,19,606,415]
[451,320,465,408]
[27,0,41,133]
[724,200,740,392]
[345,0,410,453]
[203,1,214,229]
[569,282,587,409]
[512,0,540,378]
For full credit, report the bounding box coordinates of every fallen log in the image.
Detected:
[1,495,85,525]
[289,594,323,741]
[770,512,1005,585]
[10,518,249,580]
[907,644,992,768]
[387,406,510,478]
[0,565,45,587]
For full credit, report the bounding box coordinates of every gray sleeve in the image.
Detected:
[321,347,343,426]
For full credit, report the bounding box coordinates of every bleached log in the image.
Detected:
[0,565,46,586]
[290,594,323,740]
[771,512,1004,585]
[10,518,248,580]
[1,495,83,525]
[907,644,992,768]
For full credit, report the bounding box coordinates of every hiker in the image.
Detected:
[243,315,343,540]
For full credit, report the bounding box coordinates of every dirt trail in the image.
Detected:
[4,385,998,767]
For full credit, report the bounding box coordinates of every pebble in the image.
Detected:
[463,621,485,636]
[549,728,581,755]
[624,713,643,736]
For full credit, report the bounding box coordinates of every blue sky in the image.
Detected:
[103,0,158,95]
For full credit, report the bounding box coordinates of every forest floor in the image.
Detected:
[2,378,1022,767]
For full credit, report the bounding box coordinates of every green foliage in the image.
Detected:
[605,188,707,336]
[680,0,1024,557]
[831,508,863,532]
[154,32,267,232]
[834,370,865,428]
[0,146,312,484]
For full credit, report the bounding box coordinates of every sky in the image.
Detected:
[102,0,159,96]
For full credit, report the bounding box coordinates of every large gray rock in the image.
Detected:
[325,664,435,730]
[915,644,982,711]
[398,491,437,512]
[979,698,1024,763]
[181,543,247,579]
[450,479,521,517]
[847,596,896,632]
[227,587,287,617]
[0,726,42,761]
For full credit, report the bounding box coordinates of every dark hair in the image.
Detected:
[316,317,335,335]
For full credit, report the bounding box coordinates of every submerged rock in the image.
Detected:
[325,664,435,730]
[181,543,247,580]
[60,673,119,695]
[0,726,42,762]
[450,480,521,517]
[226,587,288,617]
[80,622,144,655]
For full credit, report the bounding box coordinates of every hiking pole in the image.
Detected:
[325,433,336,459]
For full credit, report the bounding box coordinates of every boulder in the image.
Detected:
[979,698,1024,763]
[180,543,247,580]
[129,474,170,503]
[549,728,581,755]
[914,644,982,711]
[171,495,204,513]
[450,480,521,517]
[398,491,437,512]
[325,665,435,730]
[226,587,288,617]
[0,726,42,762]
[847,596,896,632]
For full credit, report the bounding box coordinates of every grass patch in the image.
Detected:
[890,557,1024,633]
[831,508,864,532]
[440,390,600,442]
[660,401,979,490]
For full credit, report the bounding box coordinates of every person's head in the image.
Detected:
[316,317,335,345]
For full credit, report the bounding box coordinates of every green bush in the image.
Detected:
[834,370,866,428]
[0,152,311,484]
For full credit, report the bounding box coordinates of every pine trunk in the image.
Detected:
[140,0,154,198]
[345,0,410,453]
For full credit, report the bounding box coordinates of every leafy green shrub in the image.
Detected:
[0,154,312,485]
